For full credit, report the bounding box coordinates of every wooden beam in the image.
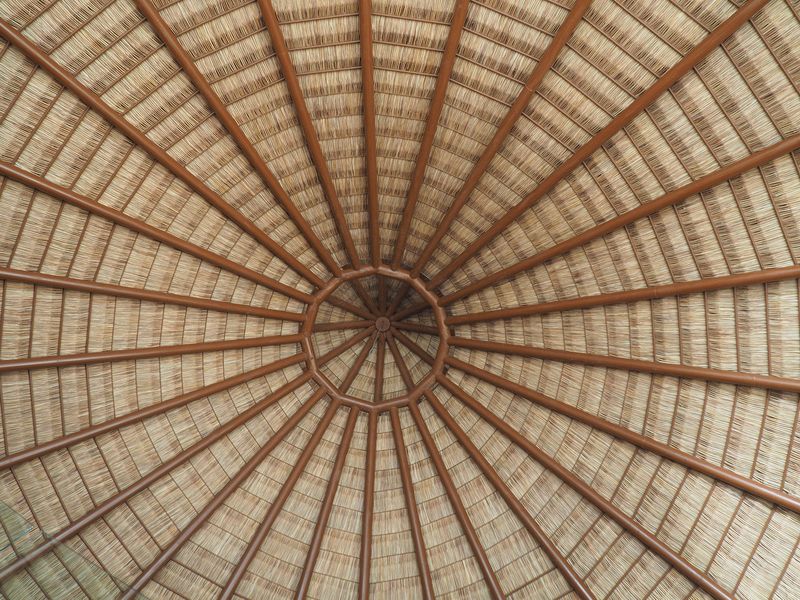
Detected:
[391,321,440,336]
[316,328,375,366]
[0,266,305,321]
[359,409,378,599]
[0,373,314,583]
[385,332,414,390]
[0,353,306,470]
[445,265,800,323]
[360,0,380,267]
[391,328,436,367]
[425,391,595,600]
[437,375,733,600]
[219,397,341,600]
[313,320,373,332]
[0,334,302,374]
[393,300,430,322]
[390,407,435,599]
[440,363,800,514]
[408,399,504,599]
[256,0,362,269]
[339,332,378,392]
[134,0,340,278]
[448,336,800,394]
[0,18,323,288]
[439,133,800,302]
[326,295,376,321]
[410,0,591,278]
[295,407,359,598]
[0,161,313,303]
[391,0,470,268]
[120,388,325,600]
[428,0,774,289]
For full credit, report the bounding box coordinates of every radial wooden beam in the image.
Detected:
[424,391,595,600]
[218,397,341,600]
[313,320,374,332]
[427,0,774,289]
[0,334,302,374]
[439,133,800,302]
[340,331,379,392]
[391,0,470,268]
[437,376,733,600]
[449,336,800,394]
[0,161,313,303]
[0,266,305,321]
[256,0,362,270]
[359,0,380,268]
[0,373,314,583]
[0,353,306,471]
[326,295,376,321]
[410,0,592,279]
[391,328,436,367]
[316,327,375,366]
[445,265,800,323]
[0,18,323,289]
[359,409,377,599]
[393,300,430,322]
[389,407,435,600]
[134,0,340,279]
[120,387,325,600]
[296,407,359,598]
[374,336,386,405]
[408,399,505,599]
[440,362,800,514]
[391,321,440,336]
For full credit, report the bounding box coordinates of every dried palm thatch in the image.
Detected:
[0,0,799,598]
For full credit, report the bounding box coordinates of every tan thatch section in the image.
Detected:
[0,0,799,598]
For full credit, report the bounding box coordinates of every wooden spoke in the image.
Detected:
[445,265,800,323]
[219,397,341,600]
[0,266,305,321]
[391,321,439,336]
[386,282,412,317]
[440,362,800,514]
[352,279,381,316]
[408,399,504,599]
[425,391,595,600]
[437,375,734,600]
[316,328,375,366]
[313,320,374,332]
[0,162,313,303]
[393,300,430,322]
[0,334,302,374]
[0,373,314,583]
[389,407,434,599]
[134,0,340,279]
[326,295,376,321]
[377,276,388,314]
[439,133,800,302]
[427,0,774,289]
[449,336,800,394]
[340,332,379,392]
[0,353,306,470]
[410,0,591,278]
[257,0,362,269]
[120,388,326,600]
[359,410,378,599]
[391,328,436,367]
[385,332,414,390]
[0,18,323,288]
[360,0,380,268]
[391,0,470,268]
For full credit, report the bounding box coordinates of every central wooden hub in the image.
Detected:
[375,316,391,332]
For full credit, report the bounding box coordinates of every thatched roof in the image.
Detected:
[0,0,799,598]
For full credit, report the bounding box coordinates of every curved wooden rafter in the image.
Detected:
[360,0,380,268]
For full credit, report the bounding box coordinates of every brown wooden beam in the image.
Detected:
[408,399,504,599]
[0,353,306,470]
[439,133,800,302]
[326,295,376,321]
[134,0,340,278]
[359,409,377,599]
[0,18,323,288]
[449,336,800,394]
[313,320,373,332]
[0,373,314,583]
[440,363,800,514]
[437,375,733,600]
[391,328,436,367]
[374,336,385,404]
[360,0,380,267]
[316,328,375,366]
[352,280,382,317]
[391,321,439,336]
[410,0,591,278]
[219,396,340,600]
[391,0,470,269]
[389,407,435,599]
[256,0,362,269]
[445,265,800,323]
[393,300,430,322]
[120,387,325,600]
[428,0,774,289]
[385,332,414,391]
[0,334,302,374]
[0,161,313,303]
[296,406,359,598]
[340,332,378,392]
[0,266,305,321]
[424,391,595,600]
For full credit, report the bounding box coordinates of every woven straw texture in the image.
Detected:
[0,0,799,598]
